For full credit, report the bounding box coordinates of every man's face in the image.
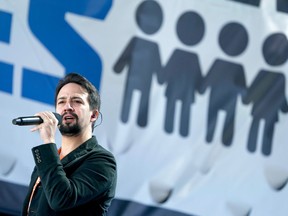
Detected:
[56,83,92,136]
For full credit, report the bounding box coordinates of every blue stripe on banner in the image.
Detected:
[108,198,197,216]
[22,68,60,105]
[0,11,12,43]
[0,181,196,216]
[0,61,13,94]
[0,180,28,216]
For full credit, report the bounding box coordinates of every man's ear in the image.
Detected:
[91,110,99,121]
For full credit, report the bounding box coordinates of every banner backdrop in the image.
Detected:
[0,0,288,215]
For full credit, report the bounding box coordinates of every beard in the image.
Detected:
[59,113,81,136]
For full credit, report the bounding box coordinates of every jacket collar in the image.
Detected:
[60,136,98,166]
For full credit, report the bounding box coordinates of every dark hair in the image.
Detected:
[55,73,101,130]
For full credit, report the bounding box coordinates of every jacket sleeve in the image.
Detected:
[31,143,117,211]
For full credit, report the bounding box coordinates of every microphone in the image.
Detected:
[12,112,62,126]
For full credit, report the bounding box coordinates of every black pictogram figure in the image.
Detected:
[243,33,288,156]
[228,0,261,7]
[200,22,248,146]
[158,11,204,137]
[277,0,288,13]
[113,0,163,127]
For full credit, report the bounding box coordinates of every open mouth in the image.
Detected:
[63,114,77,123]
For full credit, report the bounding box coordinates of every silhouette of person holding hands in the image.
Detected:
[159,11,204,137]
[113,0,163,127]
[200,22,248,146]
[243,33,288,156]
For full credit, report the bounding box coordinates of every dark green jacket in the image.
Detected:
[22,136,117,216]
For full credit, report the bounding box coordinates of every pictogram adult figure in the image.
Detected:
[159,11,204,137]
[243,33,288,156]
[113,0,163,127]
[200,22,248,146]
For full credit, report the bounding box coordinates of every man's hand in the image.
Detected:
[30,111,59,144]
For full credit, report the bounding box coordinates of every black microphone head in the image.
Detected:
[12,118,19,125]
[53,112,62,125]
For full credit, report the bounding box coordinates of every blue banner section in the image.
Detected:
[0,11,12,43]
[0,62,13,94]
[22,0,113,105]
[0,184,195,216]
[0,181,28,216]
[22,69,60,104]
[108,199,196,216]
[1,0,288,215]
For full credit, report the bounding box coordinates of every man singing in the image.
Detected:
[22,73,117,215]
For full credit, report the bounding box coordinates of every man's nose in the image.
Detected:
[64,102,73,111]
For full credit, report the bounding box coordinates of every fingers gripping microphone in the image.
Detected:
[12,112,62,126]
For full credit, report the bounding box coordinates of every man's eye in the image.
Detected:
[57,101,64,104]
